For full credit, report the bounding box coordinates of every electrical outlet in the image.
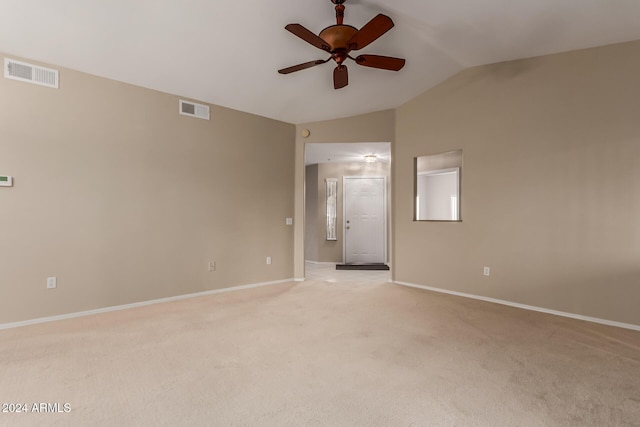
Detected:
[208,261,216,272]
[47,277,57,289]
[266,256,272,265]
[483,267,490,276]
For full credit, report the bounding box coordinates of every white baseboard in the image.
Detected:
[394,281,640,332]
[294,278,306,282]
[0,278,296,331]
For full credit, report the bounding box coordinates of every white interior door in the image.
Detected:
[344,176,386,264]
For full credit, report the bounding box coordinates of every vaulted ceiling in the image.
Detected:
[2,1,640,124]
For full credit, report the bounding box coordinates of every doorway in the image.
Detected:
[303,142,390,268]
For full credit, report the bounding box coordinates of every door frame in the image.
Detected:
[342,175,388,264]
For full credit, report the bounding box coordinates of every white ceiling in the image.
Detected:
[2,1,640,124]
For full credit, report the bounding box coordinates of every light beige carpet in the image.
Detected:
[1,277,639,426]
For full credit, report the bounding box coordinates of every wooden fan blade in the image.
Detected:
[278,59,328,74]
[355,55,405,71]
[285,24,331,52]
[334,65,348,89]
[348,14,394,50]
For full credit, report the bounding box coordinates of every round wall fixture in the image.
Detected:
[301,129,311,138]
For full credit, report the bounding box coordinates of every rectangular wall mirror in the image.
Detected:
[326,178,338,240]
[415,150,462,221]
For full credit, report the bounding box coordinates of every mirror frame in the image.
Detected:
[326,178,338,240]
[414,150,462,222]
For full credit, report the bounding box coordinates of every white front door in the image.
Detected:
[343,176,386,264]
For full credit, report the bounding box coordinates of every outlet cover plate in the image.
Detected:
[47,277,57,289]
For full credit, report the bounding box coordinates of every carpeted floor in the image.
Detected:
[1,266,639,426]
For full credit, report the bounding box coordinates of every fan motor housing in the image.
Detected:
[319,25,358,51]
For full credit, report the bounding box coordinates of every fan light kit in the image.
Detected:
[279,0,405,89]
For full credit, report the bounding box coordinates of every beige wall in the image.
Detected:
[394,40,640,326]
[0,54,295,324]
[305,162,390,263]
[293,111,396,278]
[4,40,640,328]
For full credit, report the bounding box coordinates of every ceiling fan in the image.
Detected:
[278,0,405,89]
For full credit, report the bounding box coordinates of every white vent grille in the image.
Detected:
[179,100,210,120]
[4,58,59,88]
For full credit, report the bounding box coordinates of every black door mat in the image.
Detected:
[336,264,390,271]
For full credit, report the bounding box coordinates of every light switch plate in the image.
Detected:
[285,218,293,225]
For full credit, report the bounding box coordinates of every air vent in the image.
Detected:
[4,58,59,89]
[179,100,210,120]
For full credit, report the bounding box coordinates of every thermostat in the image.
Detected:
[0,176,13,187]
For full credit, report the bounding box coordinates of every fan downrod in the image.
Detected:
[331,0,346,25]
